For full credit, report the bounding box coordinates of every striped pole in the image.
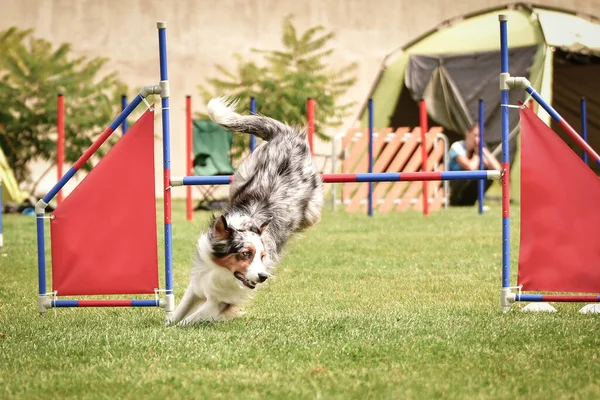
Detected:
[52,299,159,307]
[524,87,600,166]
[367,98,374,217]
[173,170,501,186]
[57,94,65,205]
[121,94,128,134]
[307,98,315,156]
[43,96,143,205]
[250,97,256,152]
[516,294,600,303]
[157,22,173,307]
[581,97,588,165]
[186,95,193,221]
[499,15,511,309]
[419,99,429,216]
[478,99,485,214]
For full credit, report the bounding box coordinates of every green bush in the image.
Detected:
[0,27,128,188]
[198,15,358,158]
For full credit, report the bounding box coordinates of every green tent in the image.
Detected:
[357,3,600,182]
[0,146,29,205]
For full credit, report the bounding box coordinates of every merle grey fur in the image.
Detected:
[208,102,324,271]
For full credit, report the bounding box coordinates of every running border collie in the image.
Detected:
[169,97,323,325]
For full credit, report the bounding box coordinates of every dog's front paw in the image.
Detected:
[164,312,179,326]
[177,315,224,326]
[176,319,188,327]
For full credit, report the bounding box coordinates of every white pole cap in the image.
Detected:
[157,22,167,29]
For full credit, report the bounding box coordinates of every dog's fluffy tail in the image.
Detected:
[207,96,298,141]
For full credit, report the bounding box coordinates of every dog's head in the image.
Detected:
[208,213,272,289]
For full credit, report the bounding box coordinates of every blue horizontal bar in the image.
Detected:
[131,300,161,307]
[515,294,543,302]
[441,171,491,181]
[53,300,79,307]
[183,176,231,185]
[355,173,400,182]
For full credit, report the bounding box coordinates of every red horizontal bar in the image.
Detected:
[398,172,442,181]
[542,295,600,302]
[321,173,357,183]
[77,300,133,307]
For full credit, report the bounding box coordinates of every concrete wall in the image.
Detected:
[2,0,599,199]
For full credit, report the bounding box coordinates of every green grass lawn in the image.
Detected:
[0,199,598,399]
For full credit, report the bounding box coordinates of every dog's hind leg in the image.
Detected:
[300,189,323,230]
[168,283,204,325]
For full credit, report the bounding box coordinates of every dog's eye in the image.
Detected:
[241,251,252,258]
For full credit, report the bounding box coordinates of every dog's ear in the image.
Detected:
[214,214,232,240]
[259,215,273,234]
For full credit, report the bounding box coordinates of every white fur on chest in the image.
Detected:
[191,234,254,305]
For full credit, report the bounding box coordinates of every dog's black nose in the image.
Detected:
[257,273,269,283]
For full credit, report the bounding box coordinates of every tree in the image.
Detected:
[0,27,129,186]
[198,15,357,158]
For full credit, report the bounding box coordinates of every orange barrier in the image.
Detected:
[334,127,448,213]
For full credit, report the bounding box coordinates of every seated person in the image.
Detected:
[448,123,501,206]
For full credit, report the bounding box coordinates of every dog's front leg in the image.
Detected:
[177,298,227,325]
[167,283,205,325]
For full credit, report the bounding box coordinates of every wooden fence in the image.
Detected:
[332,127,449,213]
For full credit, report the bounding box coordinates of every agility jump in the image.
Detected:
[178,96,493,215]
[498,14,600,312]
[34,22,502,320]
[36,22,174,316]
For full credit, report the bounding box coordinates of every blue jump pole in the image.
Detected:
[478,99,485,214]
[157,22,174,318]
[581,97,588,165]
[250,97,256,152]
[368,98,374,217]
[499,15,511,310]
[36,212,46,301]
[121,94,128,135]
